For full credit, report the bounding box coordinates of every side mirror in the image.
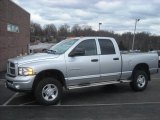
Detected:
[69,48,85,57]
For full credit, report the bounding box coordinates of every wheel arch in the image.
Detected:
[132,63,150,80]
[32,69,67,90]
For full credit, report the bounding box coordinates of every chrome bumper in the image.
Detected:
[5,74,36,91]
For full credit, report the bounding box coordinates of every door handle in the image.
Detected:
[113,58,119,60]
[91,59,98,62]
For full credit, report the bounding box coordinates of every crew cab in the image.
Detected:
[5,37,159,105]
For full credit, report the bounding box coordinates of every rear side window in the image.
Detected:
[98,39,116,55]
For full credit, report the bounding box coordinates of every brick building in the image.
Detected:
[0,0,30,71]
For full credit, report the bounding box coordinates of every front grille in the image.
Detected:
[10,68,15,74]
[10,62,15,68]
[7,62,16,77]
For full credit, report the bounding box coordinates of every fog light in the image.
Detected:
[15,85,20,89]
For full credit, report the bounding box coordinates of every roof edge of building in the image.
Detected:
[10,0,30,15]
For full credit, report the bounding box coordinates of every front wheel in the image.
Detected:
[35,77,63,105]
[130,70,148,91]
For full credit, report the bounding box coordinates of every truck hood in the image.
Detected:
[9,53,60,65]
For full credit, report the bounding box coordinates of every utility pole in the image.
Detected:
[132,19,140,50]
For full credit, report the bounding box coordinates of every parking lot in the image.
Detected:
[0,71,160,120]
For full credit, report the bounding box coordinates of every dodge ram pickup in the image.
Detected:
[5,37,159,105]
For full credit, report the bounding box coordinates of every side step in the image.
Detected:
[68,80,131,90]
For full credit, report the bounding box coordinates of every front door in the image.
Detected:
[66,39,100,86]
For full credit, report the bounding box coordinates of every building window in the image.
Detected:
[7,24,19,33]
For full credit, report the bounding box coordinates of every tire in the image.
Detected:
[35,77,63,105]
[130,70,148,91]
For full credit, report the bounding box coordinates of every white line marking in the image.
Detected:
[18,101,36,106]
[56,100,61,106]
[57,101,160,107]
[2,92,19,106]
[152,78,159,80]
[1,101,160,107]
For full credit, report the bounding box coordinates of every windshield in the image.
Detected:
[48,39,78,54]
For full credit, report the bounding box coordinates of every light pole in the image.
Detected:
[132,19,140,50]
[99,23,102,31]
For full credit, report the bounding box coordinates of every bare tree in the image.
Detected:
[58,24,70,40]
[81,25,93,36]
[29,21,160,51]
[30,22,43,42]
[43,24,57,42]
[71,24,81,36]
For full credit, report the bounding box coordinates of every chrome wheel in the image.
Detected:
[130,70,148,91]
[137,75,146,88]
[42,84,58,101]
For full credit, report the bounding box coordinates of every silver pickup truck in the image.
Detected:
[5,37,159,105]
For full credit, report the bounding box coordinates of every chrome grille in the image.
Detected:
[10,68,15,74]
[7,61,16,77]
[10,62,15,68]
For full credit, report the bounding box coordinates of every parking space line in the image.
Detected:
[51,101,160,107]
[2,92,19,106]
[56,101,160,107]
[56,100,61,106]
[152,78,159,80]
[18,101,36,106]
[1,101,160,107]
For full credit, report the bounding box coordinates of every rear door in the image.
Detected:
[66,39,100,86]
[98,39,121,81]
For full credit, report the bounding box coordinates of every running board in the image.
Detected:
[68,80,131,90]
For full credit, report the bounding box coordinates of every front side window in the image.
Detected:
[74,39,97,56]
[98,39,116,55]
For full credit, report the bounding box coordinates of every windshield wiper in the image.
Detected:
[48,50,56,54]
[43,49,56,54]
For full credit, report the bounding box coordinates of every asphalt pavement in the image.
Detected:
[0,71,160,120]
[1,103,160,120]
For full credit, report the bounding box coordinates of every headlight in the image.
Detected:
[18,67,34,76]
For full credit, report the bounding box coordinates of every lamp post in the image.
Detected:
[131,19,140,50]
[99,23,102,31]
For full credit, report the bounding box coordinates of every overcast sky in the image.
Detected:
[13,0,160,35]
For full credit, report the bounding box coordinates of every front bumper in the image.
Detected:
[5,74,36,92]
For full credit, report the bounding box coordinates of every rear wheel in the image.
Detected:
[35,77,62,105]
[130,70,148,91]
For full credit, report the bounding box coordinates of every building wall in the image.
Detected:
[0,0,30,71]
